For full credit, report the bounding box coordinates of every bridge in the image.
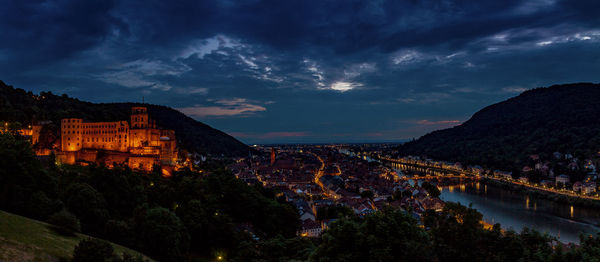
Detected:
[376,156,480,180]
[396,174,474,181]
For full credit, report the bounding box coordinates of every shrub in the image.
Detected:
[72,238,114,262]
[47,209,80,235]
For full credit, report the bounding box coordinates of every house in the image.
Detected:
[298,219,322,238]
[553,152,563,159]
[295,200,316,221]
[584,160,596,171]
[519,176,528,183]
[535,163,544,170]
[555,174,570,185]
[321,219,338,231]
[470,165,484,176]
[585,174,597,182]
[568,162,579,170]
[583,182,597,195]
[573,181,583,192]
[422,198,445,211]
[494,170,513,180]
[540,180,553,188]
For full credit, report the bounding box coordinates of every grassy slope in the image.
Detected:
[0,210,152,262]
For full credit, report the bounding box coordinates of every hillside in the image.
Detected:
[0,210,151,261]
[398,83,600,171]
[0,81,249,156]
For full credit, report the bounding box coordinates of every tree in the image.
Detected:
[421,182,441,198]
[26,191,63,220]
[360,190,374,199]
[0,133,57,214]
[310,207,433,262]
[316,204,354,220]
[72,238,114,262]
[64,183,109,234]
[135,207,190,262]
[47,209,81,235]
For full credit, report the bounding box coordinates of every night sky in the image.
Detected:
[2,0,600,144]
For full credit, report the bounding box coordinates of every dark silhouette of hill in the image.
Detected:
[0,81,249,156]
[398,83,600,171]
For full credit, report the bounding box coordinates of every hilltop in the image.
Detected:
[0,81,249,156]
[398,83,600,171]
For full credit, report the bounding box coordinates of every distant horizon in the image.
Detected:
[247,140,409,146]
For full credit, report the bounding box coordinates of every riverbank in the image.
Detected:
[482,178,600,209]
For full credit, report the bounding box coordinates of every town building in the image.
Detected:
[555,174,570,185]
[573,181,583,192]
[583,182,597,195]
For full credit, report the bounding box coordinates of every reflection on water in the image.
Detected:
[440,182,600,244]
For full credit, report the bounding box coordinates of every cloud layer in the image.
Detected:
[1,0,600,143]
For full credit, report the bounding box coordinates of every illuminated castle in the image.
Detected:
[58,107,177,174]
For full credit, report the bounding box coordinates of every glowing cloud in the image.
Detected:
[416,120,461,126]
[178,98,266,117]
[329,81,361,92]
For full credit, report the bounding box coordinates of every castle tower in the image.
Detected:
[270,147,276,166]
[131,107,149,129]
[130,107,150,148]
[61,118,83,151]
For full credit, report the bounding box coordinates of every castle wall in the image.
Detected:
[159,129,177,165]
[61,118,83,151]
[58,107,178,173]
[128,156,158,172]
[31,125,42,145]
[130,128,161,148]
[81,121,129,152]
[56,151,77,165]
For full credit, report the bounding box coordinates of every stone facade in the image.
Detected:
[57,107,177,173]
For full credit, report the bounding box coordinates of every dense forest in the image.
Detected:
[398,83,600,171]
[5,132,600,261]
[0,133,299,261]
[0,80,249,156]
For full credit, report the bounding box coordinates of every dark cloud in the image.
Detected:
[0,0,125,69]
[1,0,600,143]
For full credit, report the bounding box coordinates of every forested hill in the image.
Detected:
[398,83,600,171]
[0,81,249,156]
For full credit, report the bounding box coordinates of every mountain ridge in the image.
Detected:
[0,80,249,156]
[398,82,600,172]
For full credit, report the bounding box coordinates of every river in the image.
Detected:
[345,152,600,243]
[438,181,600,243]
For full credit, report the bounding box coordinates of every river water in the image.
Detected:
[438,181,600,243]
[347,153,600,243]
